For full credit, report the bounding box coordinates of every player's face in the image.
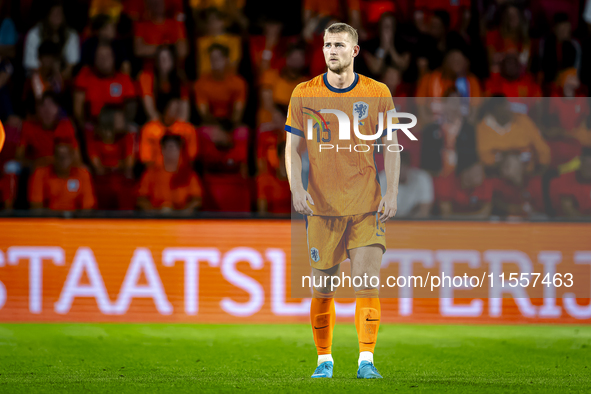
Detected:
[323,33,358,74]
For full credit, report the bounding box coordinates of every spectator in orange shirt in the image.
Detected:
[417,48,481,98]
[29,142,96,212]
[24,41,63,104]
[485,52,542,115]
[485,53,542,98]
[16,92,80,168]
[258,43,307,132]
[137,134,202,213]
[196,8,241,76]
[257,140,291,214]
[88,106,136,210]
[195,43,247,127]
[73,43,137,127]
[133,0,188,63]
[139,94,198,167]
[416,48,481,122]
[476,96,551,175]
[493,151,547,218]
[138,45,190,122]
[486,4,531,74]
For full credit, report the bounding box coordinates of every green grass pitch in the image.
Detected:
[0,323,590,393]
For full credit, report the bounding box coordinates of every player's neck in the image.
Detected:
[326,69,356,90]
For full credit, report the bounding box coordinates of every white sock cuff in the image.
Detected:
[318,354,333,366]
[358,351,373,366]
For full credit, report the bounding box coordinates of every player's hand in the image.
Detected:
[292,188,314,216]
[378,191,397,223]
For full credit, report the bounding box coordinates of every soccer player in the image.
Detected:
[285,23,401,379]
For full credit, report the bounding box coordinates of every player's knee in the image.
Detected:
[313,287,336,299]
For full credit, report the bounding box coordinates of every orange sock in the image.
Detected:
[355,288,380,354]
[310,289,336,355]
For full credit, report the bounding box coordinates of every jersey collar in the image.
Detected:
[323,72,359,93]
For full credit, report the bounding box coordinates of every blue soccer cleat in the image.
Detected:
[311,361,333,378]
[357,360,383,379]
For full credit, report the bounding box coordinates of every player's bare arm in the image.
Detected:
[379,133,401,223]
[285,133,314,216]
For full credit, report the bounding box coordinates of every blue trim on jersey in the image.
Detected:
[285,125,305,138]
[323,72,359,93]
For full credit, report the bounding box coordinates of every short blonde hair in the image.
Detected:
[324,22,358,46]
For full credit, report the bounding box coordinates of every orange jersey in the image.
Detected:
[19,119,79,162]
[74,67,137,119]
[194,73,247,119]
[476,113,551,172]
[416,70,482,98]
[29,165,96,211]
[138,167,202,209]
[88,133,134,169]
[285,73,396,216]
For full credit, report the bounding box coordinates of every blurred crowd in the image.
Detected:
[0,0,590,219]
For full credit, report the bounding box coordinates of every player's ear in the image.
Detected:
[352,44,360,58]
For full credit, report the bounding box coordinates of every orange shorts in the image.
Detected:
[305,212,386,270]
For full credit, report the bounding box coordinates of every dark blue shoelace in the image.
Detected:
[314,363,330,374]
